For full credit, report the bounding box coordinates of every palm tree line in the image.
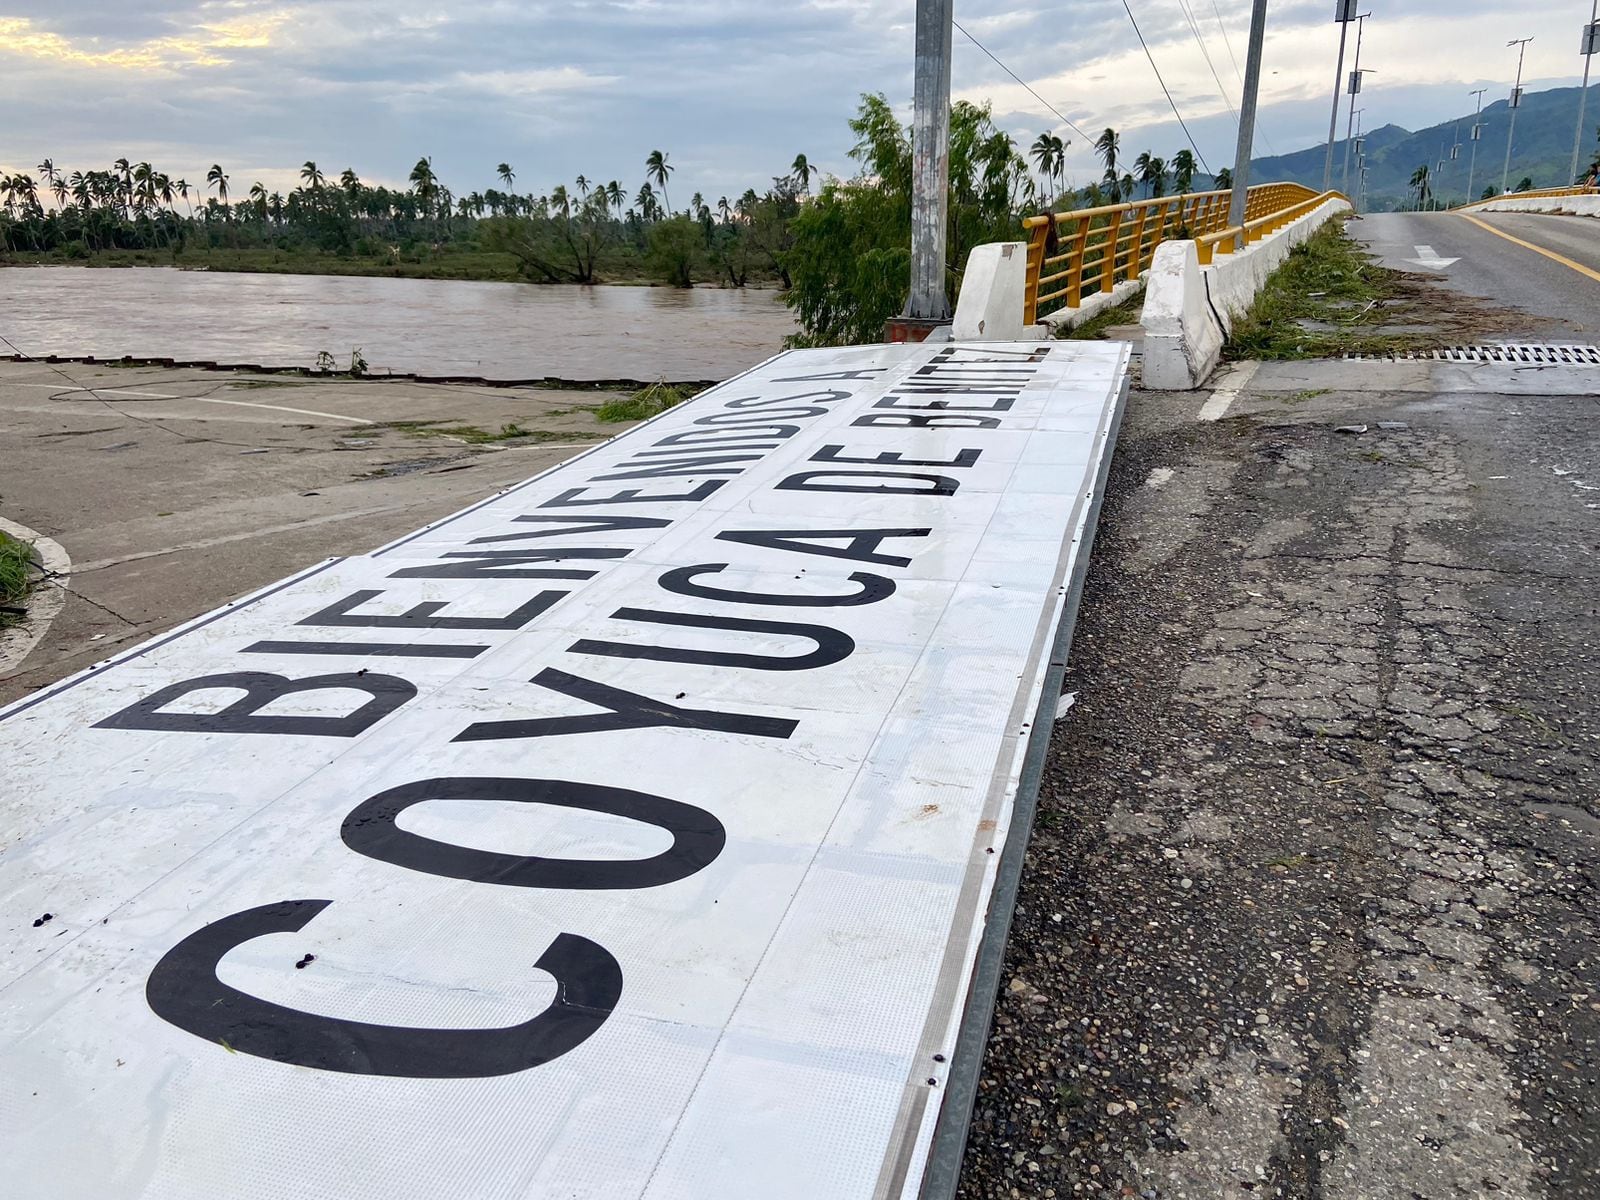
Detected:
[0,149,816,261]
[1030,128,1211,209]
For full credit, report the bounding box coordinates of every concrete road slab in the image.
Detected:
[0,360,636,702]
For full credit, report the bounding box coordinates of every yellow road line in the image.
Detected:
[1457,212,1600,285]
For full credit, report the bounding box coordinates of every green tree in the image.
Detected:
[791,153,814,193]
[785,93,1027,347]
[1215,167,1233,190]
[645,214,703,286]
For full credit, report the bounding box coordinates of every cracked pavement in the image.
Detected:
[956,359,1599,1198]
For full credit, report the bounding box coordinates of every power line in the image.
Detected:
[951,18,1093,143]
[1202,0,1278,156]
[1119,0,1213,174]
[1208,0,1245,83]
[1175,0,1240,128]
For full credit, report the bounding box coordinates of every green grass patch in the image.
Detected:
[0,532,35,626]
[1224,219,1439,361]
[1057,291,1145,341]
[597,382,691,424]
[385,419,606,445]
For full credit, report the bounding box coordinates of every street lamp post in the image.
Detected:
[905,0,953,325]
[1324,0,1360,191]
[1341,14,1372,196]
[1466,87,1486,202]
[1572,0,1600,183]
[1501,37,1533,195]
[1226,0,1272,244]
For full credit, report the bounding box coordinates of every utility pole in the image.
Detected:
[1323,0,1359,191]
[1226,0,1272,244]
[1572,0,1600,183]
[1466,87,1486,202]
[1340,13,1371,197]
[904,0,953,327]
[1501,37,1533,195]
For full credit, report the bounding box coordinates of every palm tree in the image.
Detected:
[645,149,673,215]
[1408,164,1431,209]
[36,158,58,209]
[791,153,814,193]
[634,180,656,221]
[1030,133,1063,204]
[497,162,515,191]
[249,181,269,225]
[113,157,132,216]
[1171,149,1197,194]
[1133,151,1156,198]
[1142,155,1167,198]
[575,174,590,198]
[1094,128,1120,201]
[606,180,625,217]
[301,160,324,190]
[550,183,571,219]
[206,163,229,208]
[717,196,732,223]
[1215,167,1234,191]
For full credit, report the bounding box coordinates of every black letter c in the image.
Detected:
[146,899,621,1077]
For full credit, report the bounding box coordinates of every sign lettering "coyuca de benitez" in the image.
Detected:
[0,339,1128,1200]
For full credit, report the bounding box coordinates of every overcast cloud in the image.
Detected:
[1,0,1594,201]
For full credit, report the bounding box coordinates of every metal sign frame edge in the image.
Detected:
[915,367,1133,1200]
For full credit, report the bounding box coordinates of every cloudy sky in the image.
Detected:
[1,0,1595,202]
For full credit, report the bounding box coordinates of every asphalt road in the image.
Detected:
[1354,211,1600,338]
[958,353,1600,1198]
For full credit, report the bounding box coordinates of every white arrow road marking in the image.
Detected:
[1404,244,1461,270]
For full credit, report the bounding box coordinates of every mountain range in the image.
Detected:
[1241,82,1600,210]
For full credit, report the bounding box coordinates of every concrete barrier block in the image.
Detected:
[1140,241,1222,391]
[953,241,1028,340]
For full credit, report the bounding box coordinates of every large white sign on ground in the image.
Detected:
[0,339,1128,1200]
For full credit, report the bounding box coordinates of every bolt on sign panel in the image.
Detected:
[0,339,1129,1200]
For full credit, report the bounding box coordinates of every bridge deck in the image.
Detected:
[0,339,1129,1200]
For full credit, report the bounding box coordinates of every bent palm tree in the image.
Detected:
[646,149,673,215]
[1171,149,1197,194]
[206,163,229,208]
[791,153,814,192]
[497,162,515,191]
[1095,128,1120,200]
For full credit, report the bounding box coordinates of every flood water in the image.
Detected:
[0,267,798,381]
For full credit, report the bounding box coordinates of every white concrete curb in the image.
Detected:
[1140,196,1353,390]
[0,517,72,679]
[1468,194,1600,218]
[1039,277,1145,333]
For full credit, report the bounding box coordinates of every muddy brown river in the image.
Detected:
[0,267,797,381]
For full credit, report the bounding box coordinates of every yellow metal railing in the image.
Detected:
[1453,184,1600,211]
[1023,182,1343,322]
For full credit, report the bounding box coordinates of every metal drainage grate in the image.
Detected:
[1346,343,1600,364]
